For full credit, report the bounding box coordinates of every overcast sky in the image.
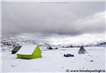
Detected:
[2,2,106,45]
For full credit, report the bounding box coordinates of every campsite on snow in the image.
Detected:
[1,37,106,72]
[1,1,106,73]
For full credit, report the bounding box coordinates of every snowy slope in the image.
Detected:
[2,47,105,72]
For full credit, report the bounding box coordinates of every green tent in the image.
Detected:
[16,45,42,59]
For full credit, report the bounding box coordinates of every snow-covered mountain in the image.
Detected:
[0,36,106,52]
[0,36,51,51]
[56,41,106,48]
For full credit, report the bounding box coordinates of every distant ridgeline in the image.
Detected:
[0,37,49,51]
[0,37,106,50]
[60,42,106,48]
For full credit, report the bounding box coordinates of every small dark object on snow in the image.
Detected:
[11,65,16,68]
[66,69,70,72]
[64,54,74,57]
[55,47,58,49]
[90,60,93,62]
[48,47,52,50]
[62,67,64,68]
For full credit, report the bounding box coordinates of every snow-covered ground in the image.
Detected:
[2,47,106,72]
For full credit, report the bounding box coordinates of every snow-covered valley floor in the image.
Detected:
[2,47,106,72]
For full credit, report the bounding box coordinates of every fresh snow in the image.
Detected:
[16,45,37,55]
[2,47,105,72]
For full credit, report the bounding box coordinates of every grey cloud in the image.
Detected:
[2,2,105,37]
